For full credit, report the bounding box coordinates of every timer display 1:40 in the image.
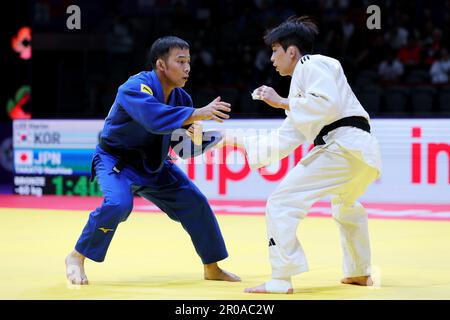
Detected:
[51,175,102,196]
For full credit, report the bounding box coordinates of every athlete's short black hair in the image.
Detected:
[149,36,189,69]
[264,16,319,55]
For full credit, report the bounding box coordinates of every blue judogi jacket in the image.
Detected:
[80,71,228,264]
[99,70,219,173]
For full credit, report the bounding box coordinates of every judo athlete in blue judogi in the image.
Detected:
[65,36,240,285]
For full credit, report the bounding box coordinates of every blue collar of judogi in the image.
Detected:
[148,70,178,106]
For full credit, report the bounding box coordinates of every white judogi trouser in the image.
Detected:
[266,142,379,278]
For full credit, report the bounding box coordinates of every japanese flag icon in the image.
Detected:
[15,150,33,165]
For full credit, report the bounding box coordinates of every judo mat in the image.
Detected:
[1,195,450,300]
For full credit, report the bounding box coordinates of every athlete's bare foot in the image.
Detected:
[341,275,373,286]
[65,250,89,285]
[203,263,241,282]
[244,281,293,294]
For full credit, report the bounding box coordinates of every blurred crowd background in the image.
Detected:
[20,0,450,118]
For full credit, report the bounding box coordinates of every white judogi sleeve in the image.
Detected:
[243,117,306,169]
[287,58,341,142]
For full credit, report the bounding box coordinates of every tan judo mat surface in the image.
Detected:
[1,208,449,300]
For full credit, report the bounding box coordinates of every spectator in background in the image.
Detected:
[352,32,386,70]
[423,28,443,67]
[385,26,409,50]
[106,15,134,54]
[430,48,450,85]
[378,50,404,84]
[31,0,450,119]
[254,46,271,72]
[341,14,355,41]
[397,34,422,70]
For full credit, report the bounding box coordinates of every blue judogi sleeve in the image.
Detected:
[169,92,222,159]
[116,80,194,135]
[171,130,223,159]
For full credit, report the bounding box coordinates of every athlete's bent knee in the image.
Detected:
[105,198,133,222]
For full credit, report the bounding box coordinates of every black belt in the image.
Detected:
[99,139,143,173]
[313,116,370,146]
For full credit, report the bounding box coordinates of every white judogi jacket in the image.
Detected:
[243,54,382,176]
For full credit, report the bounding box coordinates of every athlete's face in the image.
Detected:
[270,43,297,76]
[159,47,191,87]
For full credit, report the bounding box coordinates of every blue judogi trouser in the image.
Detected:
[75,145,228,263]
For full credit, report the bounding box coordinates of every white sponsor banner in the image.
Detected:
[13,119,450,203]
[174,119,450,204]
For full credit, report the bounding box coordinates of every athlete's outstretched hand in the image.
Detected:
[252,86,289,110]
[183,96,231,126]
[196,96,231,123]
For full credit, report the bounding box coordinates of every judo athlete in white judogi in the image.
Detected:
[218,16,382,294]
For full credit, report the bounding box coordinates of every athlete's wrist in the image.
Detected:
[277,98,290,110]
